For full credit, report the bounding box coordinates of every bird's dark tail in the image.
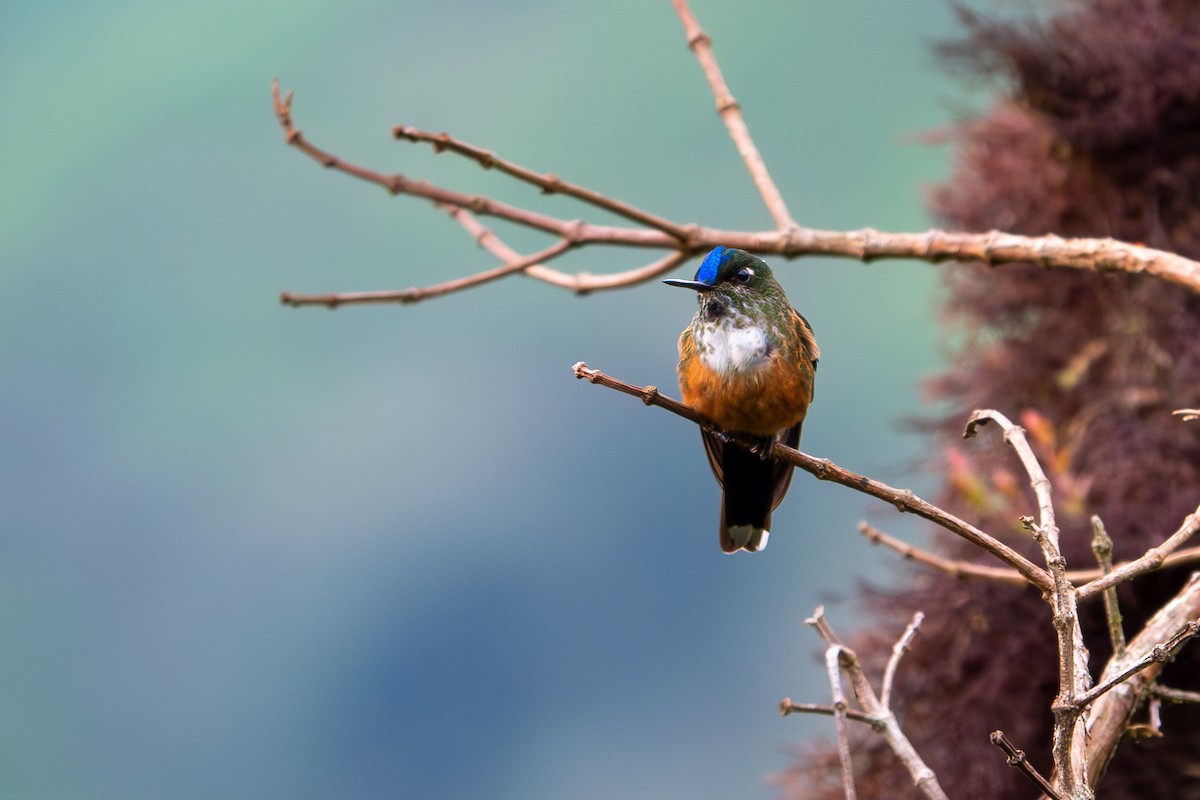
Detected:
[706,424,800,553]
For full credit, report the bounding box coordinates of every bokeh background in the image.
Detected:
[3,2,978,798]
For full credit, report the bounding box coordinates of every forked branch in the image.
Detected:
[966,411,1200,798]
[793,607,948,800]
[1083,573,1200,788]
[273,1,1200,308]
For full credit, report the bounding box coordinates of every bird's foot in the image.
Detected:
[710,428,735,445]
[748,436,775,461]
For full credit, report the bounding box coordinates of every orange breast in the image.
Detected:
[677,328,813,436]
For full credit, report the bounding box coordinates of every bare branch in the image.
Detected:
[439,204,692,293]
[1078,503,1200,601]
[573,363,1054,593]
[822,645,858,800]
[779,699,882,729]
[804,605,843,648]
[1090,516,1126,657]
[670,0,795,230]
[1153,684,1200,705]
[799,608,949,800]
[1076,617,1200,709]
[990,730,1063,800]
[1084,572,1200,789]
[964,410,1059,552]
[392,125,691,240]
[860,521,1200,588]
[858,522,1031,586]
[880,612,924,710]
[270,78,671,249]
[279,238,573,308]
[965,409,1089,797]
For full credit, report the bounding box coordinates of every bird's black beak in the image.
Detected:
[662,278,713,292]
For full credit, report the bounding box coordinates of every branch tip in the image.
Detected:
[990,730,1063,800]
[962,411,991,439]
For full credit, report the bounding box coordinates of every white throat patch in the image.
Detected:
[694,313,771,376]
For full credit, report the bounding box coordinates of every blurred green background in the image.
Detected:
[2,1,976,798]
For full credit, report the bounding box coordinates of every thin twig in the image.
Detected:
[990,730,1063,800]
[964,411,1059,552]
[1153,684,1200,704]
[858,522,1031,586]
[1076,619,1200,708]
[805,605,843,647]
[279,238,572,307]
[859,521,1200,589]
[881,612,924,710]
[1078,503,1200,600]
[823,645,858,800]
[670,0,795,230]
[1090,515,1126,657]
[393,125,691,240]
[272,81,634,243]
[779,699,882,729]
[573,363,1054,593]
[440,203,692,293]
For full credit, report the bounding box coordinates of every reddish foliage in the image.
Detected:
[782,2,1200,797]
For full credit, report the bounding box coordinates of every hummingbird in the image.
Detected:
[664,247,819,553]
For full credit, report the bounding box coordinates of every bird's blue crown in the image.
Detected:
[695,246,727,285]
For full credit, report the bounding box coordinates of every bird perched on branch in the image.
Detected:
[665,247,819,552]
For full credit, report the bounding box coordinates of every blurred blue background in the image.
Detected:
[2,2,975,798]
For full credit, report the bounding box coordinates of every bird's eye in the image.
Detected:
[734,267,753,284]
